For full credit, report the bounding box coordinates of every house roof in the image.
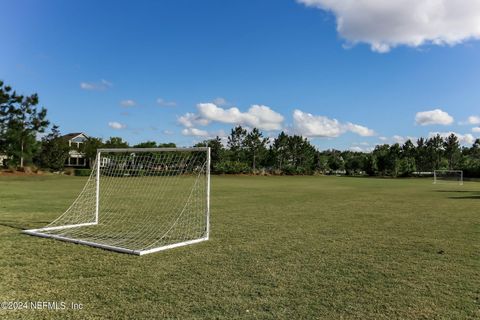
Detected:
[61,132,88,140]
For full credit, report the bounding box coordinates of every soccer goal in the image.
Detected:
[433,170,463,185]
[23,147,210,255]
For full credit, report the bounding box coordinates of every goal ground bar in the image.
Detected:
[22,228,208,255]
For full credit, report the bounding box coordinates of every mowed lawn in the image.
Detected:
[0,175,479,320]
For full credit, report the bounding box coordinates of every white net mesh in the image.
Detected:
[433,170,463,185]
[26,148,210,255]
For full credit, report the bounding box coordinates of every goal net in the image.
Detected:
[433,170,463,185]
[23,147,210,255]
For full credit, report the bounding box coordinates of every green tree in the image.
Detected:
[362,154,377,176]
[344,152,365,175]
[271,131,289,171]
[285,135,317,174]
[327,150,344,173]
[373,144,390,175]
[227,126,247,162]
[158,142,176,148]
[134,141,157,148]
[244,128,268,171]
[82,137,104,168]
[38,125,70,171]
[388,143,401,177]
[415,138,429,172]
[426,134,444,170]
[195,137,224,171]
[104,137,129,148]
[0,81,49,167]
[443,133,461,169]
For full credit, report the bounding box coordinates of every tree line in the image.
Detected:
[195,126,480,177]
[1,81,480,177]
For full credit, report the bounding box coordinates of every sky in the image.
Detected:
[1,0,480,151]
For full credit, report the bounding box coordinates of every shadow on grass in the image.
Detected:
[432,189,480,199]
[434,190,475,193]
[0,221,26,230]
[448,195,480,200]
[0,220,50,230]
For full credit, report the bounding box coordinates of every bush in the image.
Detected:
[74,169,92,176]
[63,168,75,175]
[214,161,251,174]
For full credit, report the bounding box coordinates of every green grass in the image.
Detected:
[0,175,479,319]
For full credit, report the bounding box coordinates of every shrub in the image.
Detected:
[214,161,251,174]
[74,169,92,176]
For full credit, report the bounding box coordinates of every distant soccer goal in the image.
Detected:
[24,147,210,255]
[433,170,463,185]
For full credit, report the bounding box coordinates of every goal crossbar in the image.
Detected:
[23,147,211,255]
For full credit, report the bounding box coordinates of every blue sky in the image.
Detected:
[1,0,480,150]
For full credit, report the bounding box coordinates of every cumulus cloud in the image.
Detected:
[467,115,480,125]
[182,128,209,137]
[157,98,177,107]
[108,121,126,130]
[80,79,112,91]
[345,123,375,137]
[349,146,364,152]
[178,112,210,128]
[390,135,417,144]
[179,103,284,131]
[297,0,480,52]
[415,109,453,126]
[292,109,375,137]
[472,127,480,133]
[212,97,228,106]
[181,127,226,138]
[349,146,373,152]
[429,131,475,145]
[120,99,136,107]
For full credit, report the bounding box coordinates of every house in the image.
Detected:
[0,153,8,167]
[62,132,89,167]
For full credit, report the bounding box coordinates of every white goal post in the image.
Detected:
[23,147,211,255]
[433,169,463,185]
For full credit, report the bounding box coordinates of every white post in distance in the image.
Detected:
[206,147,211,240]
[95,151,101,224]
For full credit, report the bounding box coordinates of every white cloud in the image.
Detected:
[120,99,136,107]
[181,127,226,138]
[467,115,480,125]
[392,135,407,144]
[180,103,284,131]
[182,128,209,137]
[178,112,210,128]
[349,145,374,152]
[472,127,480,133]
[212,97,228,106]
[394,135,416,144]
[379,136,388,141]
[108,121,126,130]
[297,0,480,53]
[429,131,475,145]
[415,109,453,126]
[345,122,375,137]
[349,146,364,152]
[80,79,112,91]
[292,109,375,137]
[162,129,174,135]
[157,98,176,107]
[352,142,370,146]
[293,110,343,137]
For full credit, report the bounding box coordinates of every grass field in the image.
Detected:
[0,175,479,319]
